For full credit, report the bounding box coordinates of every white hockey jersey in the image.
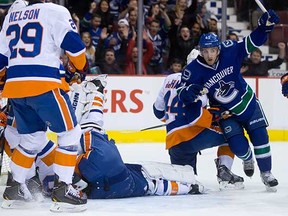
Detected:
[153,73,213,149]
[0,2,86,98]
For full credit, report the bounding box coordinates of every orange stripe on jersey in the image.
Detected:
[194,109,213,128]
[40,147,56,167]
[92,97,103,106]
[53,89,74,130]
[217,145,235,159]
[166,125,205,149]
[4,140,12,157]
[83,132,92,152]
[166,108,213,149]
[54,148,77,167]
[66,52,87,70]
[2,80,60,98]
[11,148,35,169]
[60,77,70,92]
[170,181,179,195]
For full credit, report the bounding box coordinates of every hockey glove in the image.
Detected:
[208,106,232,123]
[65,60,89,85]
[177,84,207,104]
[258,9,280,33]
[281,73,288,97]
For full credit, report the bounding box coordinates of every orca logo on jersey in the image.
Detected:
[214,80,238,103]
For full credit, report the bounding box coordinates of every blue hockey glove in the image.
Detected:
[281,73,288,97]
[65,60,88,85]
[258,9,280,33]
[177,84,206,104]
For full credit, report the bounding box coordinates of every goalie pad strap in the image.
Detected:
[80,122,102,131]
[139,161,196,184]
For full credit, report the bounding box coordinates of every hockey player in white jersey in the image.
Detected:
[0,0,88,212]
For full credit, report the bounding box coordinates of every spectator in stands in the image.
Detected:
[127,8,138,31]
[147,11,171,74]
[227,32,239,41]
[104,18,131,70]
[162,58,184,75]
[190,22,202,45]
[81,32,96,69]
[168,25,197,65]
[81,13,107,48]
[124,29,154,75]
[241,42,286,76]
[118,0,138,20]
[95,0,114,33]
[206,15,220,36]
[145,3,163,25]
[98,48,123,74]
[196,1,212,30]
[167,0,197,29]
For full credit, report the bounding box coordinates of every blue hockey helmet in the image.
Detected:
[199,33,221,49]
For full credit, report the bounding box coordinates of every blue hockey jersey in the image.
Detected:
[181,28,268,121]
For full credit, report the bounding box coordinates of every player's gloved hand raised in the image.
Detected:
[177,84,206,104]
[281,73,288,97]
[65,60,89,85]
[258,9,280,33]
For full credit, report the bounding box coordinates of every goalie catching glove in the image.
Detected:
[65,59,89,85]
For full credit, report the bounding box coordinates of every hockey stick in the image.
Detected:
[140,124,166,131]
[255,0,267,13]
[120,87,208,134]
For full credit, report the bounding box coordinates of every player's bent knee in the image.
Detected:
[20,131,48,152]
[57,124,82,147]
[4,125,20,149]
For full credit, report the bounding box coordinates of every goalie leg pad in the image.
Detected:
[140,161,196,184]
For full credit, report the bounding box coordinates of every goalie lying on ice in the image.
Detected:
[0,75,204,204]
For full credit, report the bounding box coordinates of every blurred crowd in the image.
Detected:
[0,0,287,76]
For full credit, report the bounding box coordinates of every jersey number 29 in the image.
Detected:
[6,22,43,59]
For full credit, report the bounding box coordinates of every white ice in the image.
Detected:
[0,142,287,216]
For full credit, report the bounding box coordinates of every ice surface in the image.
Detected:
[0,142,287,216]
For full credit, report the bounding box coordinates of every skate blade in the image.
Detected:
[265,185,277,193]
[219,181,245,190]
[1,199,34,209]
[50,202,87,213]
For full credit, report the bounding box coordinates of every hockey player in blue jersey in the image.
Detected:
[178,9,279,191]
[69,75,204,199]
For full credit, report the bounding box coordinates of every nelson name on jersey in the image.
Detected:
[9,8,40,22]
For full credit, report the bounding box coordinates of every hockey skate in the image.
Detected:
[215,158,244,190]
[26,173,44,201]
[260,171,278,192]
[50,176,87,212]
[243,159,255,177]
[1,177,34,209]
[188,181,205,194]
